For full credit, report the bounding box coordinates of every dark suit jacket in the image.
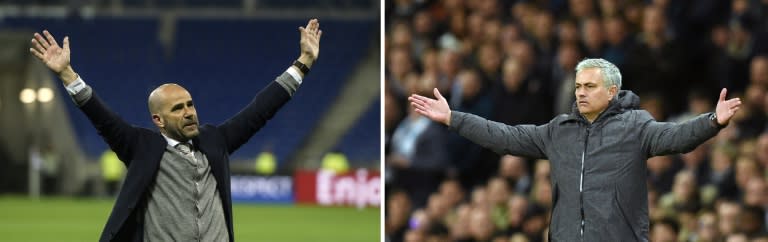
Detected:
[78,80,291,242]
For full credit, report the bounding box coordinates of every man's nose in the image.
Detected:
[183,108,194,118]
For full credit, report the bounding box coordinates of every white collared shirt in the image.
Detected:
[161,133,194,148]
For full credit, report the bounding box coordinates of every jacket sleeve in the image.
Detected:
[78,90,142,165]
[216,72,294,154]
[640,111,722,157]
[448,111,548,159]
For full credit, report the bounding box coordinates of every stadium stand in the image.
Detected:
[1,16,374,164]
[337,98,380,166]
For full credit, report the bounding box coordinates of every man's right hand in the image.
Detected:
[30,30,77,85]
[409,88,452,126]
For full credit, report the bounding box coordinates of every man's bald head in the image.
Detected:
[148,83,189,114]
[148,83,199,141]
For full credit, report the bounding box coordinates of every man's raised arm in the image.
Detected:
[409,88,548,159]
[217,19,323,153]
[29,30,142,163]
[30,30,91,105]
[642,88,742,156]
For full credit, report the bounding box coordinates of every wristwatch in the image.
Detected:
[292,60,310,75]
[709,112,725,128]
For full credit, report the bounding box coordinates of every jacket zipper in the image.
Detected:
[580,126,590,241]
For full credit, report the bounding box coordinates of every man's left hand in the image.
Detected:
[715,88,742,126]
[298,19,322,68]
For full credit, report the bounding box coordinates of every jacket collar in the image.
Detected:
[560,90,640,124]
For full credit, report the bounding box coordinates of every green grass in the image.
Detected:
[0,196,380,242]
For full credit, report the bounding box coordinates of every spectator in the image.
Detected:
[487,177,511,230]
[651,217,680,242]
[438,48,463,94]
[741,205,766,237]
[555,18,580,46]
[386,190,413,242]
[710,142,740,200]
[757,133,768,170]
[551,42,582,114]
[412,10,437,58]
[451,69,493,118]
[475,42,503,87]
[696,210,721,242]
[568,0,596,19]
[387,46,416,93]
[648,155,679,195]
[403,229,426,242]
[466,206,496,242]
[581,17,606,58]
[750,56,768,87]
[531,11,557,71]
[718,200,743,235]
[426,193,452,235]
[451,204,473,241]
[598,0,621,18]
[734,157,762,195]
[723,15,757,93]
[625,5,687,114]
[439,179,466,209]
[388,105,451,208]
[498,155,532,195]
[659,170,700,218]
[744,178,768,219]
[492,57,551,126]
[725,233,748,242]
[602,15,635,68]
[505,194,529,236]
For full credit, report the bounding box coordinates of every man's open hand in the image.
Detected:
[715,88,742,126]
[298,19,322,67]
[29,30,77,85]
[409,88,452,126]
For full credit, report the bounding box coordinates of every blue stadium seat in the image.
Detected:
[2,16,377,166]
[337,98,380,164]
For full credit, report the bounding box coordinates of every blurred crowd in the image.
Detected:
[384,0,768,241]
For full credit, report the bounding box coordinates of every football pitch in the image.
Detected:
[0,196,380,242]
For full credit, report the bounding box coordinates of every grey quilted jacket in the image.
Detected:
[449,90,722,242]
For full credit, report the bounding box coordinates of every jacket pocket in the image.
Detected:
[548,181,560,240]
[613,184,641,241]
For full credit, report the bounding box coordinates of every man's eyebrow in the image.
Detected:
[171,103,184,111]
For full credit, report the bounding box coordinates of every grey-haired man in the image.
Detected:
[409,58,742,241]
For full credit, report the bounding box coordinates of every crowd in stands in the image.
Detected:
[385,0,768,241]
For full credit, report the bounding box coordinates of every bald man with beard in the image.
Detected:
[30,19,322,242]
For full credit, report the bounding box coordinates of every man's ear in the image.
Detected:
[152,114,164,128]
[609,85,618,99]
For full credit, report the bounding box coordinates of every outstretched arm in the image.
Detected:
[30,30,141,163]
[643,88,742,156]
[409,88,548,159]
[218,19,322,154]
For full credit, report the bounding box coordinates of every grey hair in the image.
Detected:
[575,58,622,90]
